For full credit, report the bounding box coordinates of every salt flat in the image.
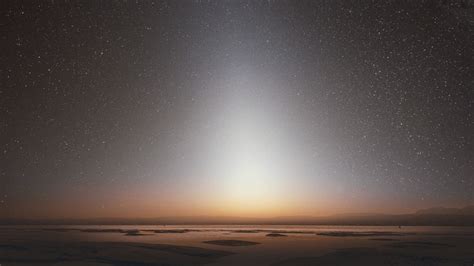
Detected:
[1,225,473,265]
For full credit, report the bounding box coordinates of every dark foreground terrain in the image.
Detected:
[1,225,473,265]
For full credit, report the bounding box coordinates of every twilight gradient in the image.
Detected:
[1,0,472,219]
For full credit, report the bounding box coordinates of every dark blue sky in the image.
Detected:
[1,0,472,218]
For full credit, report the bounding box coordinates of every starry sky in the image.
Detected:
[1,0,473,219]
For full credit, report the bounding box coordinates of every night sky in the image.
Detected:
[1,0,473,219]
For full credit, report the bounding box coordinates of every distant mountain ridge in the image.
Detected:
[1,206,474,226]
[415,205,474,215]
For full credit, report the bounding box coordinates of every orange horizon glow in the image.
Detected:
[3,189,470,220]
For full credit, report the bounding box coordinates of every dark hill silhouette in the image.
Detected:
[415,205,474,215]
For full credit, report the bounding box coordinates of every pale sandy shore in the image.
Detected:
[1,226,473,265]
